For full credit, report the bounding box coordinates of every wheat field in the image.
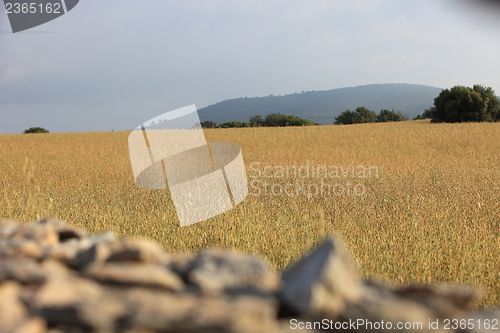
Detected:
[1,120,499,308]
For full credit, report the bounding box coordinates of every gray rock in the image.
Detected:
[165,252,196,278]
[0,239,44,259]
[36,218,87,242]
[280,236,362,318]
[0,281,29,331]
[0,219,20,238]
[10,222,59,247]
[188,248,282,295]
[30,274,125,331]
[395,284,482,316]
[0,258,46,285]
[337,280,482,332]
[6,317,46,333]
[106,238,169,264]
[340,281,443,333]
[0,217,496,333]
[120,287,280,333]
[83,262,184,290]
[70,232,117,269]
[73,235,166,270]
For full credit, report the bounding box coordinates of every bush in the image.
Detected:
[201,121,218,128]
[334,107,377,125]
[377,109,408,122]
[24,127,49,134]
[249,113,316,127]
[205,114,317,129]
[413,108,433,120]
[248,115,264,127]
[219,121,249,128]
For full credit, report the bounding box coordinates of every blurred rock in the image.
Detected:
[35,218,87,242]
[0,258,46,285]
[30,274,125,331]
[280,236,362,318]
[6,317,46,333]
[106,238,169,264]
[0,239,44,259]
[164,252,196,278]
[0,219,20,238]
[83,262,184,290]
[10,222,59,247]
[0,281,29,330]
[72,239,113,270]
[340,280,442,333]
[395,284,482,320]
[0,218,494,333]
[188,248,281,295]
[120,288,280,333]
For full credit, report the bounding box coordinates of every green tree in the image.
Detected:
[201,121,218,128]
[285,115,317,126]
[334,107,377,125]
[377,109,408,122]
[334,110,356,125]
[219,121,249,128]
[413,108,433,120]
[262,113,316,127]
[248,115,264,127]
[23,127,49,134]
[431,85,500,123]
[263,113,287,127]
[472,85,500,120]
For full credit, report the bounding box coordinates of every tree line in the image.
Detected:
[334,108,408,125]
[201,113,318,128]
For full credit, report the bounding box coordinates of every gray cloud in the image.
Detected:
[1,0,500,134]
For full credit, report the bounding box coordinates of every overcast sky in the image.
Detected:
[1,0,500,134]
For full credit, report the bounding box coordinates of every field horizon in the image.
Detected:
[1,119,499,309]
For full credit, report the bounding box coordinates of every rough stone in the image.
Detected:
[396,284,482,313]
[164,252,196,278]
[36,218,87,242]
[6,317,46,333]
[10,222,59,247]
[0,258,46,285]
[0,218,494,333]
[120,287,280,333]
[340,280,443,333]
[30,274,125,330]
[0,239,44,259]
[0,219,20,238]
[106,238,169,264]
[280,236,363,318]
[83,262,184,290]
[188,248,281,295]
[70,232,117,268]
[0,281,29,331]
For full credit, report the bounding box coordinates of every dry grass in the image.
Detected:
[1,120,499,308]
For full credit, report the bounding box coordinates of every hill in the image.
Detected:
[198,83,443,125]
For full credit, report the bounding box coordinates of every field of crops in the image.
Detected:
[1,120,499,308]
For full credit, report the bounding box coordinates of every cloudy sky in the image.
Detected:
[1,0,500,134]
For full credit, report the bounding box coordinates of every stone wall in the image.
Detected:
[0,218,497,333]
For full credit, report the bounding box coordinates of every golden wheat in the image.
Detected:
[0,120,499,308]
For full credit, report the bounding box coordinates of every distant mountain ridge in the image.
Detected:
[198,83,443,125]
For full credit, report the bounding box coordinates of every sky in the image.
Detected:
[1,0,500,134]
